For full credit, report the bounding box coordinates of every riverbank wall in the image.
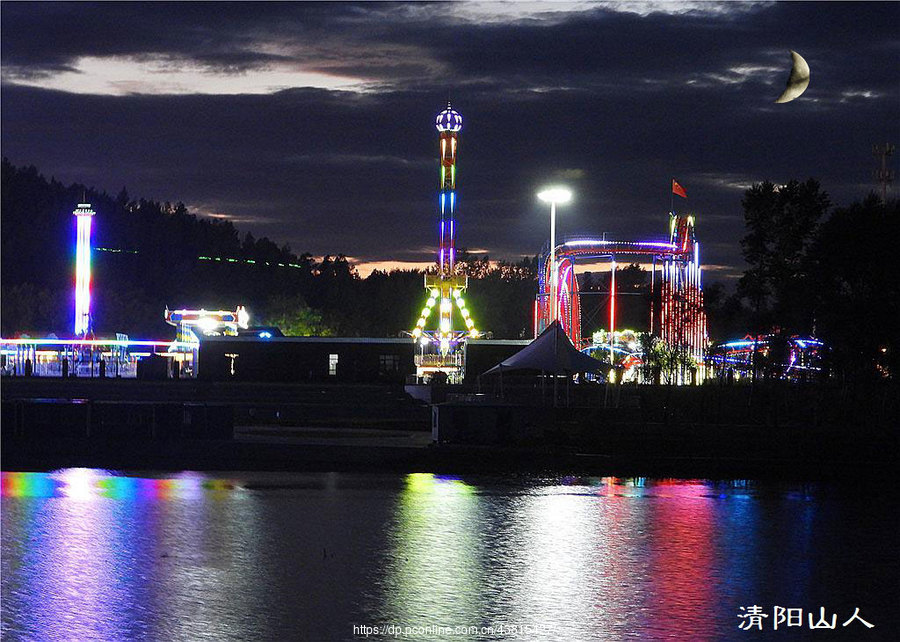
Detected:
[2,378,896,478]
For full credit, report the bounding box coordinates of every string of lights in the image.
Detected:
[94,247,310,270]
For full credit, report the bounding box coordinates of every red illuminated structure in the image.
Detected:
[535,213,708,361]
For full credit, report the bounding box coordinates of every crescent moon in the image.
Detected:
[775,50,810,103]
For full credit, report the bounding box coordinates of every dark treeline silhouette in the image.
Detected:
[1,160,536,339]
[704,179,899,379]
[3,160,894,376]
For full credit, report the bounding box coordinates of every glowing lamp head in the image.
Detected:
[435,103,463,132]
[236,305,250,329]
[197,316,220,335]
[537,187,572,204]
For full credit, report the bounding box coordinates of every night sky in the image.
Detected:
[2,2,897,280]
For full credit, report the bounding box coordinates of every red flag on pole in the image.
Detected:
[672,179,687,198]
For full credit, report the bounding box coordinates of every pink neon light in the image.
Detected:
[0,338,193,348]
[74,210,94,336]
[610,260,616,343]
[563,239,675,249]
[558,263,574,333]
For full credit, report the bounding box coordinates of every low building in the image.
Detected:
[197,336,530,383]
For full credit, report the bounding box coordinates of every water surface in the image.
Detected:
[2,470,895,640]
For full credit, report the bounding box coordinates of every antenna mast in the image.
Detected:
[873,143,895,204]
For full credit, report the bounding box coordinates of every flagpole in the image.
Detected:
[671,178,675,215]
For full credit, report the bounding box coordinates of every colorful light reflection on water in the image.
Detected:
[1,470,240,640]
[2,469,236,501]
[2,470,896,640]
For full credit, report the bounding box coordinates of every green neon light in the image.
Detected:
[101,247,313,271]
[95,247,138,254]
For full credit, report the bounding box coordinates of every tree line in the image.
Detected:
[2,160,895,377]
[711,179,898,379]
[0,159,536,340]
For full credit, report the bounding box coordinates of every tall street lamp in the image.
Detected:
[537,187,572,325]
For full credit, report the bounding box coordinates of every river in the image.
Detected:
[2,469,895,640]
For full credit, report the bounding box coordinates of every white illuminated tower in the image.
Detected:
[73,202,95,336]
[411,103,478,382]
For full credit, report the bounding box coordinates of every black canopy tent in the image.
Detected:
[482,321,605,404]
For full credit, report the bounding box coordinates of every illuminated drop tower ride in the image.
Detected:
[411,103,478,382]
[73,202,96,336]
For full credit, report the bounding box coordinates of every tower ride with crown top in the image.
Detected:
[411,103,478,383]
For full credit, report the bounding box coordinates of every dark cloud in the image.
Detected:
[2,2,898,278]
[1,3,336,66]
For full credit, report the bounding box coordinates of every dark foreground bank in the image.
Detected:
[2,378,896,480]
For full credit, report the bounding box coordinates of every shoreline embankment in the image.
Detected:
[2,378,896,480]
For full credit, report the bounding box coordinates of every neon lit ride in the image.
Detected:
[73,203,95,336]
[411,103,478,383]
[164,307,250,342]
[0,337,194,378]
[584,328,645,382]
[707,335,827,380]
[535,213,709,364]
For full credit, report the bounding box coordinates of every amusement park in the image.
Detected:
[2,4,898,639]
[1,103,837,389]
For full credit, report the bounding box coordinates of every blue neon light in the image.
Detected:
[435,105,463,132]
